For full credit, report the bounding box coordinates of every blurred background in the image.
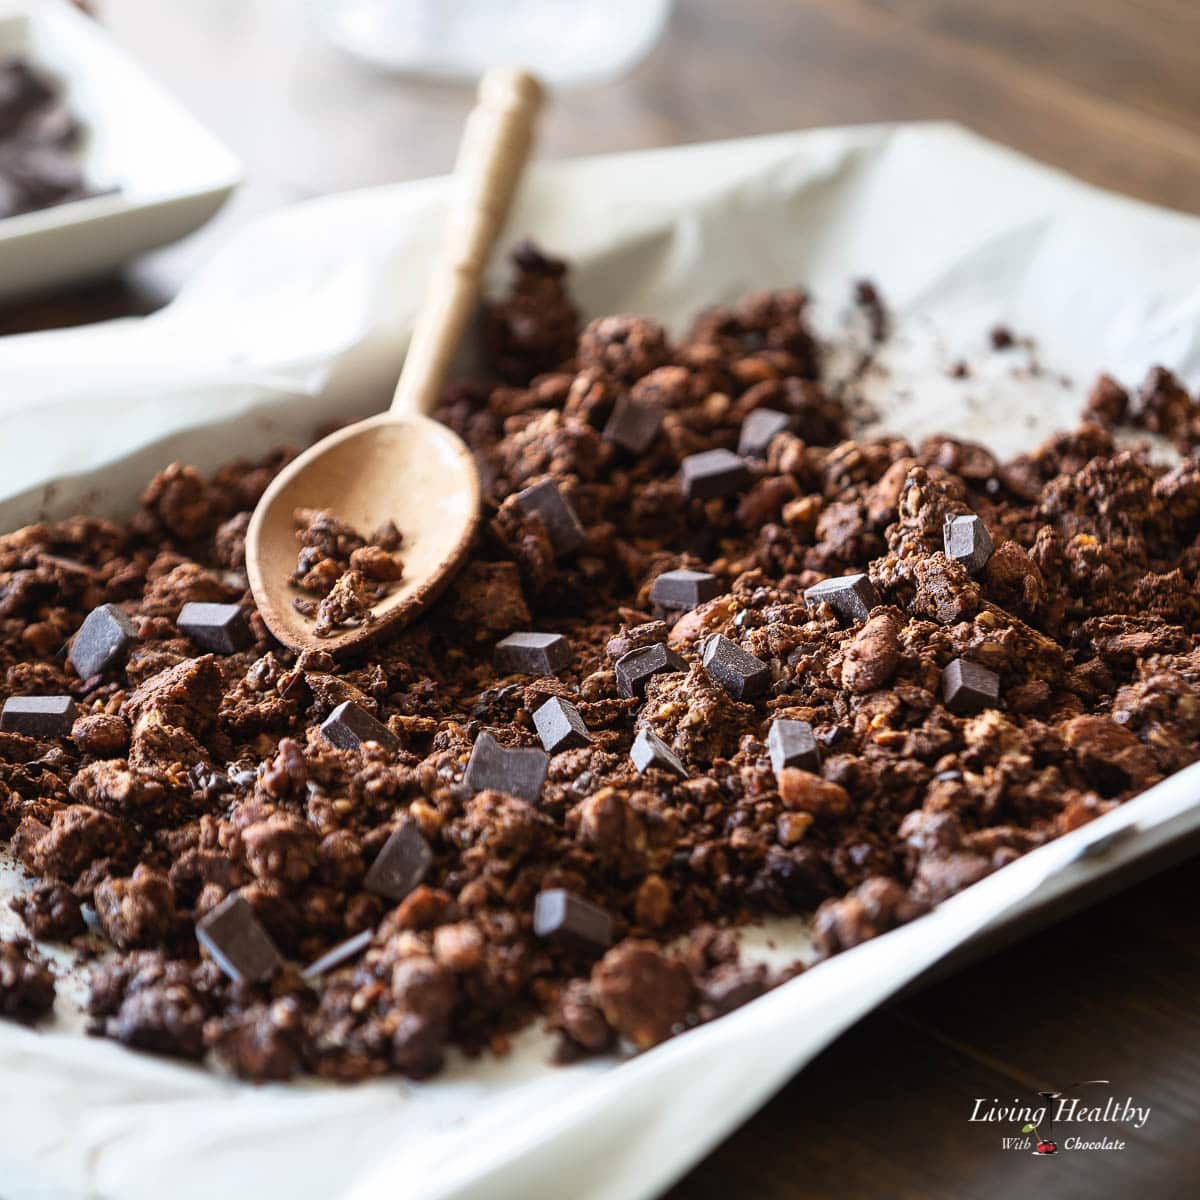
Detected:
[6,0,1197,332]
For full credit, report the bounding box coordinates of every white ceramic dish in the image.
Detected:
[1,122,1199,1200]
[0,0,239,300]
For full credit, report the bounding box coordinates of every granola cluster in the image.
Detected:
[2,247,1199,1082]
[290,509,405,637]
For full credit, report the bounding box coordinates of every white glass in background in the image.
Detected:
[310,0,673,86]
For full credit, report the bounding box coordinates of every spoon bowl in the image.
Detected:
[245,411,480,655]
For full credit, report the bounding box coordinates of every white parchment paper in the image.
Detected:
[2,122,1200,1200]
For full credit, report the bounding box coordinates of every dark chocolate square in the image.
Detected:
[177,602,252,655]
[532,696,592,753]
[944,514,994,575]
[533,889,613,952]
[319,700,400,753]
[364,821,432,901]
[650,568,722,612]
[463,731,549,802]
[701,634,770,701]
[196,891,282,984]
[0,695,77,738]
[602,395,664,456]
[803,573,878,624]
[614,642,687,699]
[738,409,791,458]
[679,448,752,501]
[494,631,572,675]
[302,929,374,980]
[942,658,1000,715]
[515,479,586,558]
[767,718,820,775]
[630,727,687,777]
[69,603,137,680]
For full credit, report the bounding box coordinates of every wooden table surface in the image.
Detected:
[14,2,1200,1196]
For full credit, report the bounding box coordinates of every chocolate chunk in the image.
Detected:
[767,718,820,775]
[319,700,400,753]
[738,409,791,458]
[533,889,613,952]
[602,394,663,455]
[630,728,687,777]
[463,731,549,802]
[196,891,283,984]
[650,568,722,612]
[804,573,878,624]
[943,514,994,575]
[701,635,770,701]
[942,658,1001,715]
[0,695,77,737]
[615,642,688,699]
[679,448,752,500]
[177,602,251,654]
[69,603,137,680]
[302,929,375,980]
[494,631,572,675]
[364,821,433,901]
[515,479,586,558]
[532,696,592,753]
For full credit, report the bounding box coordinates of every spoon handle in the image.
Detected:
[391,68,544,416]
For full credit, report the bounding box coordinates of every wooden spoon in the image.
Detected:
[246,68,543,655]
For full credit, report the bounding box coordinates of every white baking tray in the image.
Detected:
[0,0,239,300]
[1,122,1199,1200]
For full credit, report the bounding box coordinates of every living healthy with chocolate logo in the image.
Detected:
[969,1081,1151,1156]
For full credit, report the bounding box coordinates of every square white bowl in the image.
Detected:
[0,0,240,300]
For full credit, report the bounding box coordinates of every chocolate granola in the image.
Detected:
[0,937,55,1021]
[290,509,405,636]
[2,247,1199,1083]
